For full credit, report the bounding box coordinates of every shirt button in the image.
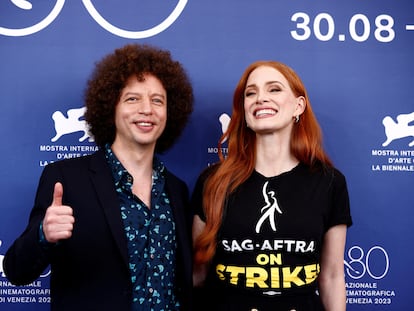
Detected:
[251,309,258,311]
[150,254,155,259]
[127,175,133,183]
[149,288,154,293]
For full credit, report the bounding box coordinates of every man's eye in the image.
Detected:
[152,98,164,105]
[126,97,137,102]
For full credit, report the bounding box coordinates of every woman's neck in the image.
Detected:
[254,133,298,177]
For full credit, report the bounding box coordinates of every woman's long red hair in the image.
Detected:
[194,61,332,264]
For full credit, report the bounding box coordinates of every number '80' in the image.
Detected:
[345,246,390,280]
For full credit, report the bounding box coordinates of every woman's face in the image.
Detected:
[243,65,304,136]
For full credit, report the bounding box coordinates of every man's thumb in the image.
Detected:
[52,182,63,206]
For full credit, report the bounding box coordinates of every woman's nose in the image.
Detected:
[256,91,268,104]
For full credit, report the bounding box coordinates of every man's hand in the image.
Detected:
[42,182,75,243]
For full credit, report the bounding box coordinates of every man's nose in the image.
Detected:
[138,97,152,114]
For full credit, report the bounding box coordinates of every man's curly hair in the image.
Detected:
[84,44,194,153]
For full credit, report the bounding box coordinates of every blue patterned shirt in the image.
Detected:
[105,145,179,311]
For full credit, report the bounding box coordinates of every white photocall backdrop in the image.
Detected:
[0,0,413,310]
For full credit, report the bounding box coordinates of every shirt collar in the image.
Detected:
[104,143,165,187]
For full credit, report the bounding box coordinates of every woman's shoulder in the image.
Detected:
[300,161,347,185]
[196,162,221,183]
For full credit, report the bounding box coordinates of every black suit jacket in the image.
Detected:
[4,150,193,310]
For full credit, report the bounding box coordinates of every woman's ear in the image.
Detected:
[295,96,306,116]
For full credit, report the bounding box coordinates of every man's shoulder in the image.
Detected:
[45,149,103,170]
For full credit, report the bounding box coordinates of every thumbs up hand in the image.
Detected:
[42,182,75,243]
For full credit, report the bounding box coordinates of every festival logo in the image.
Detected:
[51,107,93,143]
[39,106,98,167]
[371,111,414,172]
[0,238,51,305]
[206,112,230,165]
[82,0,188,39]
[344,245,395,306]
[0,240,6,277]
[0,0,188,38]
[219,113,230,143]
[382,112,414,147]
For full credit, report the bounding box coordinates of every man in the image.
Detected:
[3,44,194,311]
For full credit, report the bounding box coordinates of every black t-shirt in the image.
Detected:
[192,163,352,310]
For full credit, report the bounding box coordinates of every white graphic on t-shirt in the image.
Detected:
[382,111,414,147]
[255,181,282,233]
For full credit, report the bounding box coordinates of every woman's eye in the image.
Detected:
[245,91,255,97]
[270,87,281,93]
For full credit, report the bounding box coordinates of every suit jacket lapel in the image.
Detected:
[88,150,129,268]
[165,173,192,275]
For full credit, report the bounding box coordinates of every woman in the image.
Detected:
[192,61,352,310]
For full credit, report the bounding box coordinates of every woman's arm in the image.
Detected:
[318,224,348,311]
[192,215,208,287]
